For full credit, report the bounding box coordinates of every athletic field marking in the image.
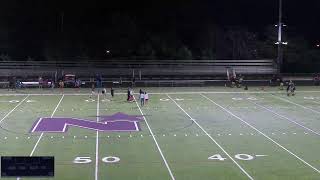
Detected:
[101,99,110,102]
[250,101,320,136]
[133,95,175,180]
[85,99,95,102]
[312,101,320,105]
[304,96,320,100]
[201,94,320,174]
[0,95,29,125]
[271,94,320,115]
[95,94,99,180]
[30,95,64,157]
[255,155,268,157]
[0,90,320,96]
[167,94,254,180]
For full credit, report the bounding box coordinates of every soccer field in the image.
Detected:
[0,86,320,180]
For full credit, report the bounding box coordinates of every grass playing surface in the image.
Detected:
[0,86,320,180]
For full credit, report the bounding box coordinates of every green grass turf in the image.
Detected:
[0,86,319,180]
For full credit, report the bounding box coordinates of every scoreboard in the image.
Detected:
[1,156,54,177]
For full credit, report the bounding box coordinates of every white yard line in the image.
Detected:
[271,94,320,115]
[201,93,320,174]
[29,95,65,156]
[166,94,254,180]
[95,94,100,180]
[312,101,320,105]
[249,101,320,136]
[133,95,175,180]
[0,90,320,96]
[0,95,29,124]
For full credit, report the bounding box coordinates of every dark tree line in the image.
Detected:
[0,6,319,72]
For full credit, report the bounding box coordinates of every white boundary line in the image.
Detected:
[249,101,320,136]
[133,95,175,180]
[29,95,65,156]
[271,94,320,115]
[0,90,320,96]
[95,94,100,180]
[0,95,29,124]
[201,93,320,174]
[166,94,254,180]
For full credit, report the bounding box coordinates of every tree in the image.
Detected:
[176,45,193,60]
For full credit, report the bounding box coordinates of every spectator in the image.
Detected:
[314,74,320,86]
[38,76,43,89]
[59,80,64,93]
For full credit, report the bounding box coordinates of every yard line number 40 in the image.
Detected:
[208,154,267,161]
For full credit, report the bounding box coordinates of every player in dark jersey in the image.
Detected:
[287,80,296,96]
[110,87,114,97]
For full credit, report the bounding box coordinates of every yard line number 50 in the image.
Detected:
[73,156,120,164]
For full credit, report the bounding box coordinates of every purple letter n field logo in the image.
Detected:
[30,112,143,133]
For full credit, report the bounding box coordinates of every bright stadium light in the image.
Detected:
[317,44,320,47]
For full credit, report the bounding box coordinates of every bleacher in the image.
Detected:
[0,59,276,77]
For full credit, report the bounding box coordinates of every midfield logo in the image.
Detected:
[30,112,143,133]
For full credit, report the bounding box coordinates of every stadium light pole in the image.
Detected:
[276,0,283,74]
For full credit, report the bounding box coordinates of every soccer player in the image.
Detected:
[139,89,143,99]
[140,91,144,106]
[111,87,114,97]
[128,88,134,102]
[102,87,107,99]
[287,80,296,96]
[279,82,284,90]
[144,92,149,105]
[90,83,95,98]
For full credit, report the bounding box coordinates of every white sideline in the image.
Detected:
[95,94,100,180]
[0,95,29,124]
[0,90,320,96]
[133,95,175,180]
[249,100,320,136]
[271,94,320,115]
[201,94,320,174]
[167,94,254,180]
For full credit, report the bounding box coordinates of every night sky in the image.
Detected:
[0,0,319,58]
